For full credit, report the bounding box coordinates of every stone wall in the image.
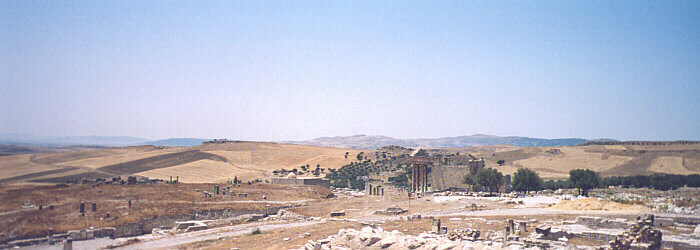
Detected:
[575,216,633,229]
[429,166,470,191]
[302,178,331,187]
[271,178,304,186]
[270,178,330,187]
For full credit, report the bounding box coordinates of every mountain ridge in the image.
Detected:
[0,134,208,147]
[2,133,595,148]
[283,134,590,148]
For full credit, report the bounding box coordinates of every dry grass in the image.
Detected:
[647,156,696,175]
[55,147,186,169]
[510,147,634,178]
[549,198,649,212]
[0,183,332,239]
[3,142,699,185]
[0,154,61,179]
[137,160,251,183]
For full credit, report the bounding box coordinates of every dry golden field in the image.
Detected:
[0,142,364,184]
[0,142,698,185]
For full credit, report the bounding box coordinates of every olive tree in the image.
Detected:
[476,168,504,194]
[568,169,600,196]
[512,168,543,193]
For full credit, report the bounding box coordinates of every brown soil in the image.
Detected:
[0,183,332,240]
[549,198,649,212]
[97,150,227,175]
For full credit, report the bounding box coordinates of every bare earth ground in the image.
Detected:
[3,183,697,249]
[175,191,660,250]
[0,183,331,239]
[2,142,699,248]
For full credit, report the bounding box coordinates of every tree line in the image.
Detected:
[463,167,700,196]
[544,173,700,191]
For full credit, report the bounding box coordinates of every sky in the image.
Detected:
[1,1,698,141]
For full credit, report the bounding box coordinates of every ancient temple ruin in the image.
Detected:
[410,148,487,193]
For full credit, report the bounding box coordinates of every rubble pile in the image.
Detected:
[273,210,307,221]
[332,188,365,197]
[446,228,480,241]
[375,207,407,215]
[596,188,699,215]
[609,214,662,250]
[299,226,529,250]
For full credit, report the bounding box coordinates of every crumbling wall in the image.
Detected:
[270,178,304,185]
[429,166,470,191]
[302,178,331,187]
[114,222,144,238]
[575,216,633,229]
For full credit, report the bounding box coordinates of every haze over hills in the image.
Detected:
[284,134,591,149]
[0,134,207,147]
[0,134,150,147]
[138,138,209,147]
[1,133,593,148]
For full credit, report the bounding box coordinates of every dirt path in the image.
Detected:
[429,208,639,217]
[118,220,320,249]
[227,162,265,172]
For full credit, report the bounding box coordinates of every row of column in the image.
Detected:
[411,164,429,193]
[368,185,384,196]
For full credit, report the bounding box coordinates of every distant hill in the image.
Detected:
[2,133,588,148]
[0,134,150,147]
[0,134,209,147]
[284,134,589,149]
[141,138,208,147]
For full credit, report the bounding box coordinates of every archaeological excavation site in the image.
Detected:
[0,140,698,249]
[5,1,699,249]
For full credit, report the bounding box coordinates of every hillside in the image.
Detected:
[466,144,700,179]
[0,142,364,184]
[140,138,209,147]
[1,142,698,185]
[285,134,588,148]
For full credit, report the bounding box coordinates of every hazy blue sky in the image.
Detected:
[1,1,698,141]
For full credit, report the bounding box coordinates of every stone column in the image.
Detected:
[48,228,53,245]
[422,165,428,193]
[432,219,441,234]
[63,239,72,250]
[519,221,527,232]
[411,164,416,193]
[508,219,514,233]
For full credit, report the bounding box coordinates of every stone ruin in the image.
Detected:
[168,176,179,184]
[374,207,407,215]
[174,221,208,232]
[446,228,480,241]
[432,219,447,234]
[610,214,662,250]
[329,211,345,217]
